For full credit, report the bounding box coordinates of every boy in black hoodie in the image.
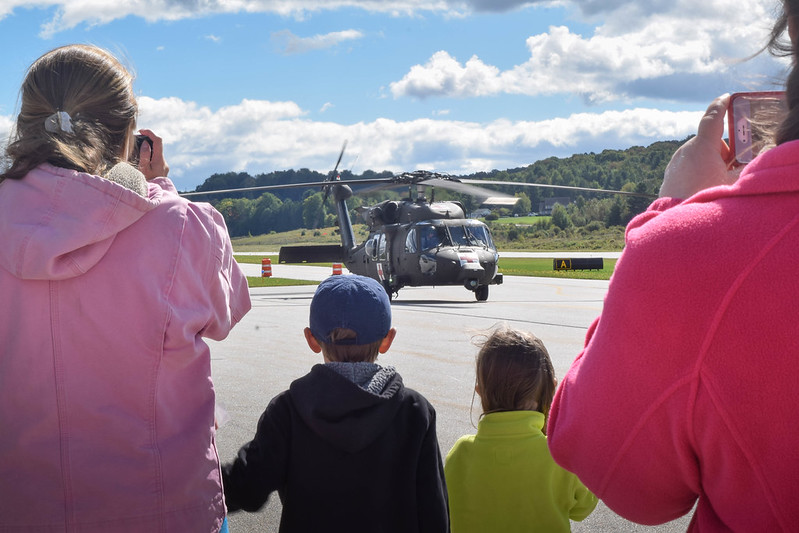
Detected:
[222,274,449,532]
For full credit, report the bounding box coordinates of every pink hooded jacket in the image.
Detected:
[547,140,799,532]
[0,164,251,532]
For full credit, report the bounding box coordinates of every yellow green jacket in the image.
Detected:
[445,411,597,532]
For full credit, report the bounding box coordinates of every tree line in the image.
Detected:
[184,139,685,238]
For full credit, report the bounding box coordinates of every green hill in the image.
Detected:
[192,139,685,241]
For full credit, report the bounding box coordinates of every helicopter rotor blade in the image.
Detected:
[178,170,656,200]
[415,177,519,205]
[346,181,397,197]
[340,171,517,201]
[332,141,347,176]
[460,179,657,199]
[315,140,350,228]
[322,140,348,204]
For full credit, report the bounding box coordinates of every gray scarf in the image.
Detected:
[326,362,397,396]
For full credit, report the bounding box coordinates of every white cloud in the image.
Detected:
[0,113,13,147]
[390,51,502,98]
[0,0,777,45]
[132,96,700,189]
[0,1,467,37]
[390,0,786,103]
[205,34,222,43]
[271,29,364,55]
[1,95,699,190]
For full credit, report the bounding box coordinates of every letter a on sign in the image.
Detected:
[559,259,571,270]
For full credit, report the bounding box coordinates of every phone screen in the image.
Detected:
[728,91,786,165]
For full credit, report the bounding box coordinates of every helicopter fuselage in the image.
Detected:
[278,182,507,301]
[343,199,502,300]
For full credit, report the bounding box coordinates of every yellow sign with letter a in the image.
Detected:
[554,259,572,270]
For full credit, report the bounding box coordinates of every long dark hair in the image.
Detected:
[770,1,799,145]
[2,44,137,182]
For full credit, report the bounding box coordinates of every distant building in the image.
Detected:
[539,197,571,216]
[469,208,492,218]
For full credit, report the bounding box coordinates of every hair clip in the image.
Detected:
[44,111,74,134]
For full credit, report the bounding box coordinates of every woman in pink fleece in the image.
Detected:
[547,3,799,531]
[0,45,251,531]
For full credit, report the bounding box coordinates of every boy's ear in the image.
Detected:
[304,327,323,353]
[377,327,397,354]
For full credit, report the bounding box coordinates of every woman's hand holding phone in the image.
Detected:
[136,129,169,181]
[659,94,740,200]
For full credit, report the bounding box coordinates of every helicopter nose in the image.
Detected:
[458,252,484,272]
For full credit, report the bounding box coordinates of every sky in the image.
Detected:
[0,0,790,192]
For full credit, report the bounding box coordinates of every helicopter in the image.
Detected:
[181,148,656,301]
[277,169,519,301]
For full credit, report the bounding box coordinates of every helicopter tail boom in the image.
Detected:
[278,244,345,264]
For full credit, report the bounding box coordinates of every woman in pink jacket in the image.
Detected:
[547,2,799,531]
[0,45,251,531]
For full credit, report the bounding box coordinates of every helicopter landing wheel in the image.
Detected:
[382,281,395,301]
[475,285,489,301]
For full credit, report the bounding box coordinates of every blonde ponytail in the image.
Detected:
[2,45,137,182]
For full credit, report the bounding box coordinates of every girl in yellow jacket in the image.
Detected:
[444,326,597,532]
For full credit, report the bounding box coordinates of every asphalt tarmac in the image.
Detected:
[210,263,693,532]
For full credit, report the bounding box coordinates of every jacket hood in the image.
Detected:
[0,164,163,280]
[289,364,404,453]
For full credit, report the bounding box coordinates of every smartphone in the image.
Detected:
[728,91,786,165]
[131,134,153,164]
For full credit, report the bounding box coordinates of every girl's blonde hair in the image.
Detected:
[2,44,137,182]
[475,326,557,423]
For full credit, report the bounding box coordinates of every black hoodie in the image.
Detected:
[222,364,449,532]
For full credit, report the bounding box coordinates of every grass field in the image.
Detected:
[497,257,615,280]
[235,253,615,285]
[246,276,319,288]
[493,216,551,225]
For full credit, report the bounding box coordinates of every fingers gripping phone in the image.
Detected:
[728,91,786,166]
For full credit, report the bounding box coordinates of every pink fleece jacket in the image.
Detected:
[547,140,799,532]
[0,164,251,532]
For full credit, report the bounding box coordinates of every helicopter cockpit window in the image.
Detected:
[468,225,493,248]
[365,236,377,259]
[449,224,493,248]
[448,226,470,247]
[419,225,446,250]
[366,233,387,261]
[377,233,387,260]
[405,229,417,254]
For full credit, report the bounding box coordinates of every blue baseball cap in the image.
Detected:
[309,274,392,345]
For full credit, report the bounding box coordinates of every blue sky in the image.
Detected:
[0,0,788,191]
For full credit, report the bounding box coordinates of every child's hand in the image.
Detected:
[215,404,230,430]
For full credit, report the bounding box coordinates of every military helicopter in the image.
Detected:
[182,148,655,301]
[277,169,519,301]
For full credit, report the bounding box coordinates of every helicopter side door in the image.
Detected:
[395,226,421,282]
